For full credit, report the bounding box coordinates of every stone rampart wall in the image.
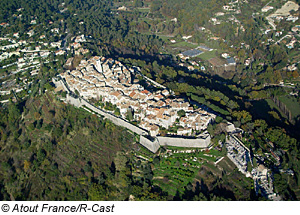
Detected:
[66,94,82,107]
[139,136,160,153]
[63,90,149,136]
[157,136,210,148]
[136,71,166,89]
[52,79,70,93]
[143,75,166,89]
[80,99,148,136]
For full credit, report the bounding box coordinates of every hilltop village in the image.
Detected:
[57,55,279,200]
[1,0,299,201]
[60,56,216,137]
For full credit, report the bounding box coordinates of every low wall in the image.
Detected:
[143,75,166,89]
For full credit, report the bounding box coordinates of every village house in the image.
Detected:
[70,42,81,49]
[27,30,34,37]
[261,6,274,12]
[55,50,65,55]
[74,34,86,43]
[50,41,62,48]
[177,127,192,136]
[182,35,192,40]
[0,23,9,27]
[286,16,298,22]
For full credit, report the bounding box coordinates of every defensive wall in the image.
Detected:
[134,69,166,89]
[139,135,211,153]
[53,78,211,153]
[64,93,149,136]
[139,136,160,153]
[157,135,210,148]
[229,135,250,152]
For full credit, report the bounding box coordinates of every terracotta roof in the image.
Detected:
[129,91,136,98]
[110,91,122,97]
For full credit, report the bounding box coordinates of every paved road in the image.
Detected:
[266,16,276,30]
[0,62,17,69]
[275,34,292,44]
[60,32,71,51]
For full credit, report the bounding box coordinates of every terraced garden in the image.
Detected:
[150,148,223,196]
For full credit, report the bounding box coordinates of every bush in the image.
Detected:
[177,109,186,117]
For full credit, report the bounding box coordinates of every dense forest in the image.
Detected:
[0,92,136,200]
[149,0,228,32]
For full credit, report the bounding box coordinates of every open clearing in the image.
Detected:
[270,1,299,17]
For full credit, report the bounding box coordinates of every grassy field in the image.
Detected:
[265,98,286,116]
[217,156,236,173]
[137,7,150,13]
[140,32,174,43]
[199,50,218,61]
[152,162,199,196]
[278,95,300,119]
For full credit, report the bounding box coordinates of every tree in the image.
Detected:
[292,70,299,78]
[8,101,21,128]
[143,164,153,183]
[207,123,214,136]
[44,82,54,90]
[253,157,257,168]
[273,173,288,197]
[126,109,133,121]
[254,119,268,131]
[150,1,162,12]
[232,110,252,124]
[75,89,80,96]
[133,0,144,7]
[215,116,223,124]
[37,149,46,163]
[153,156,160,165]
[247,161,252,172]
[88,184,107,201]
[34,112,41,120]
[268,111,280,120]
[24,160,31,172]
[177,109,186,117]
